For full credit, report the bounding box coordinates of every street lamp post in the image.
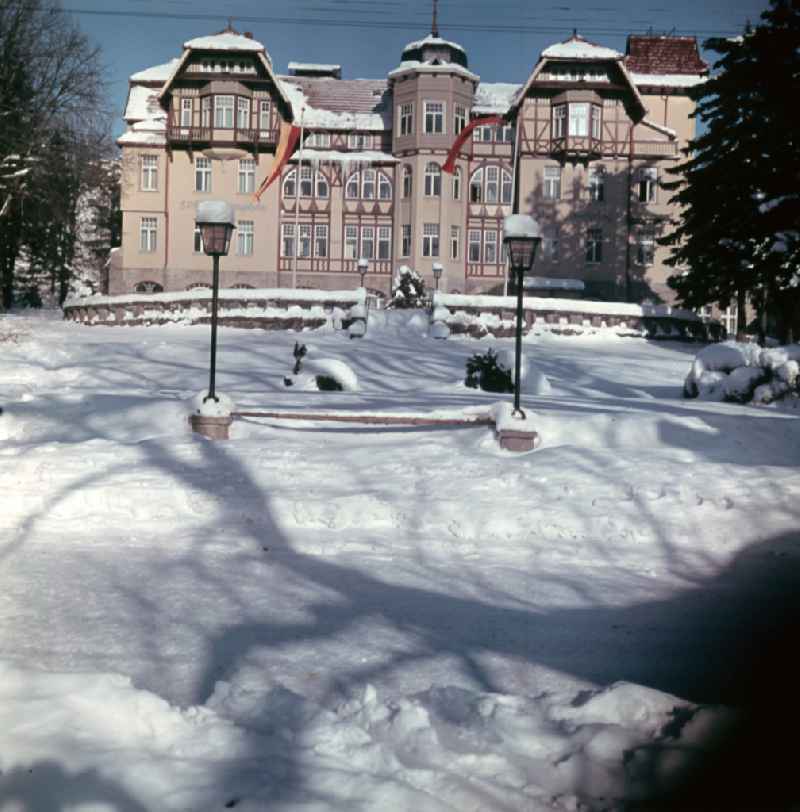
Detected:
[196,201,236,403]
[432,262,443,292]
[357,257,369,288]
[502,214,541,418]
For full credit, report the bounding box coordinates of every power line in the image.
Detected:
[54,5,744,37]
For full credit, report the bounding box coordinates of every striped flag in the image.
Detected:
[254,121,302,201]
[442,115,507,174]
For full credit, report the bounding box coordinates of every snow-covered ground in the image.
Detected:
[1,310,799,811]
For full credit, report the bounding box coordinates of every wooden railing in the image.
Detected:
[166,125,277,146]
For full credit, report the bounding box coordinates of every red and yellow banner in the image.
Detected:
[254,121,302,201]
[442,115,507,174]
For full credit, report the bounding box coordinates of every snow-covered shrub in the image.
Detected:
[430,321,450,340]
[390,266,426,309]
[348,320,366,339]
[496,349,551,395]
[465,349,513,393]
[684,341,799,405]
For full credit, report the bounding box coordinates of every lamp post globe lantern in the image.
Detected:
[502,214,541,419]
[432,262,443,292]
[357,257,369,288]
[195,200,236,403]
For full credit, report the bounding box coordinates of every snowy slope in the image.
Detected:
[1,311,799,810]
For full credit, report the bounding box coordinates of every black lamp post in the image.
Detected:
[502,214,541,418]
[432,262,443,292]
[358,257,369,288]
[196,201,236,403]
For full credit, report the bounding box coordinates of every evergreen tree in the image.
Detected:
[661,0,800,341]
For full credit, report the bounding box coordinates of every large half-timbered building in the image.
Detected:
[116,26,707,301]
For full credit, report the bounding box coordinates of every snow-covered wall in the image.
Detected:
[431,292,724,342]
[63,288,365,331]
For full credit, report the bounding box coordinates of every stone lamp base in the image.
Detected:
[189,414,233,440]
[496,427,539,452]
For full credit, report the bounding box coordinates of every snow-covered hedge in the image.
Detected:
[684,341,800,404]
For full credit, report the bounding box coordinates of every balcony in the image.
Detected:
[167,125,278,148]
[551,135,602,158]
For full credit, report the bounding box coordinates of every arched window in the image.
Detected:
[452,167,461,200]
[283,169,296,198]
[470,168,483,203]
[346,170,393,200]
[470,166,512,204]
[402,165,412,198]
[283,168,328,198]
[424,162,441,197]
[134,281,163,293]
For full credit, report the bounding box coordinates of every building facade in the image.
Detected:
[115,26,707,302]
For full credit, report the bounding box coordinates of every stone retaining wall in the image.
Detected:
[432,294,725,342]
[62,289,364,331]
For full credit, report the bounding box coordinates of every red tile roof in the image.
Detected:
[624,35,708,75]
[278,76,389,116]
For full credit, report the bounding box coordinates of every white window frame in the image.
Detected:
[378,225,391,260]
[195,157,211,193]
[140,216,157,252]
[378,173,392,200]
[214,95,234,129]
[360,225,375,260]
[298,224,312,258]
[401,224,411,257]
[591,104,602,139]
[316,171,329,198]
[282,223,295,257]
[238,159,255,194]
[201,96,212,128]
[586,227,603,264]
[362,168,376,200]
[485,166,499,203]
[345,224,358,259]
[452,167,461,200]
[180,98,192,127]
[345,172,360,199]
[237,220,254,256]
[315,223,328,257]
[399,102,413,137]
[588,166,605,202]
[259,100,271,131]
[454,104,467,135]
[569,102,589,137]
[299,165,313,197]
[484,230,498,263]
[636,235,655,266]
[422,223,439,257]
[141,155,158,191]
[468,229,481,263]
[424,162,441,197]
[543,166,561,200]
[283,169,297,198]
[470,168,483,203]
[450,225,460,260]
[638,167,658,203]
[348,133,369,150]
[236,97,250,130]
[402,165,412,198]
[424,101,445,135]
[552,104,566,138]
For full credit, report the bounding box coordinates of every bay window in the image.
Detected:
[236,97,250,130]
[214,95,234,128]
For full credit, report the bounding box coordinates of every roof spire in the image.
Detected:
[432,0,439,38]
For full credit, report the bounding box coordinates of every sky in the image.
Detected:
[62,0,772,138]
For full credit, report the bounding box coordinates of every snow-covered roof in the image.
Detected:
[183,32,265,52]
[402,34,466,54]
[289,150,398,165]
[124,85,161,122]
[388,61,479,83]
[630,72,707,88]
[288,62,342,73]
[542,35,622,61]
[129,59,180,83]
[117,130,166,146]
[473,83,520,116]
[279,79,389,130]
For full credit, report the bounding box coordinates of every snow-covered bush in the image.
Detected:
[465,349,513,393]
[684,341,800,405]
[390,266,426,309]
[496,349,552,395]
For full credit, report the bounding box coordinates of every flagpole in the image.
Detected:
[504,116,522,298]
[292,106,305,290]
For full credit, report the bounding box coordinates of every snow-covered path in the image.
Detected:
[1,312,799,810]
